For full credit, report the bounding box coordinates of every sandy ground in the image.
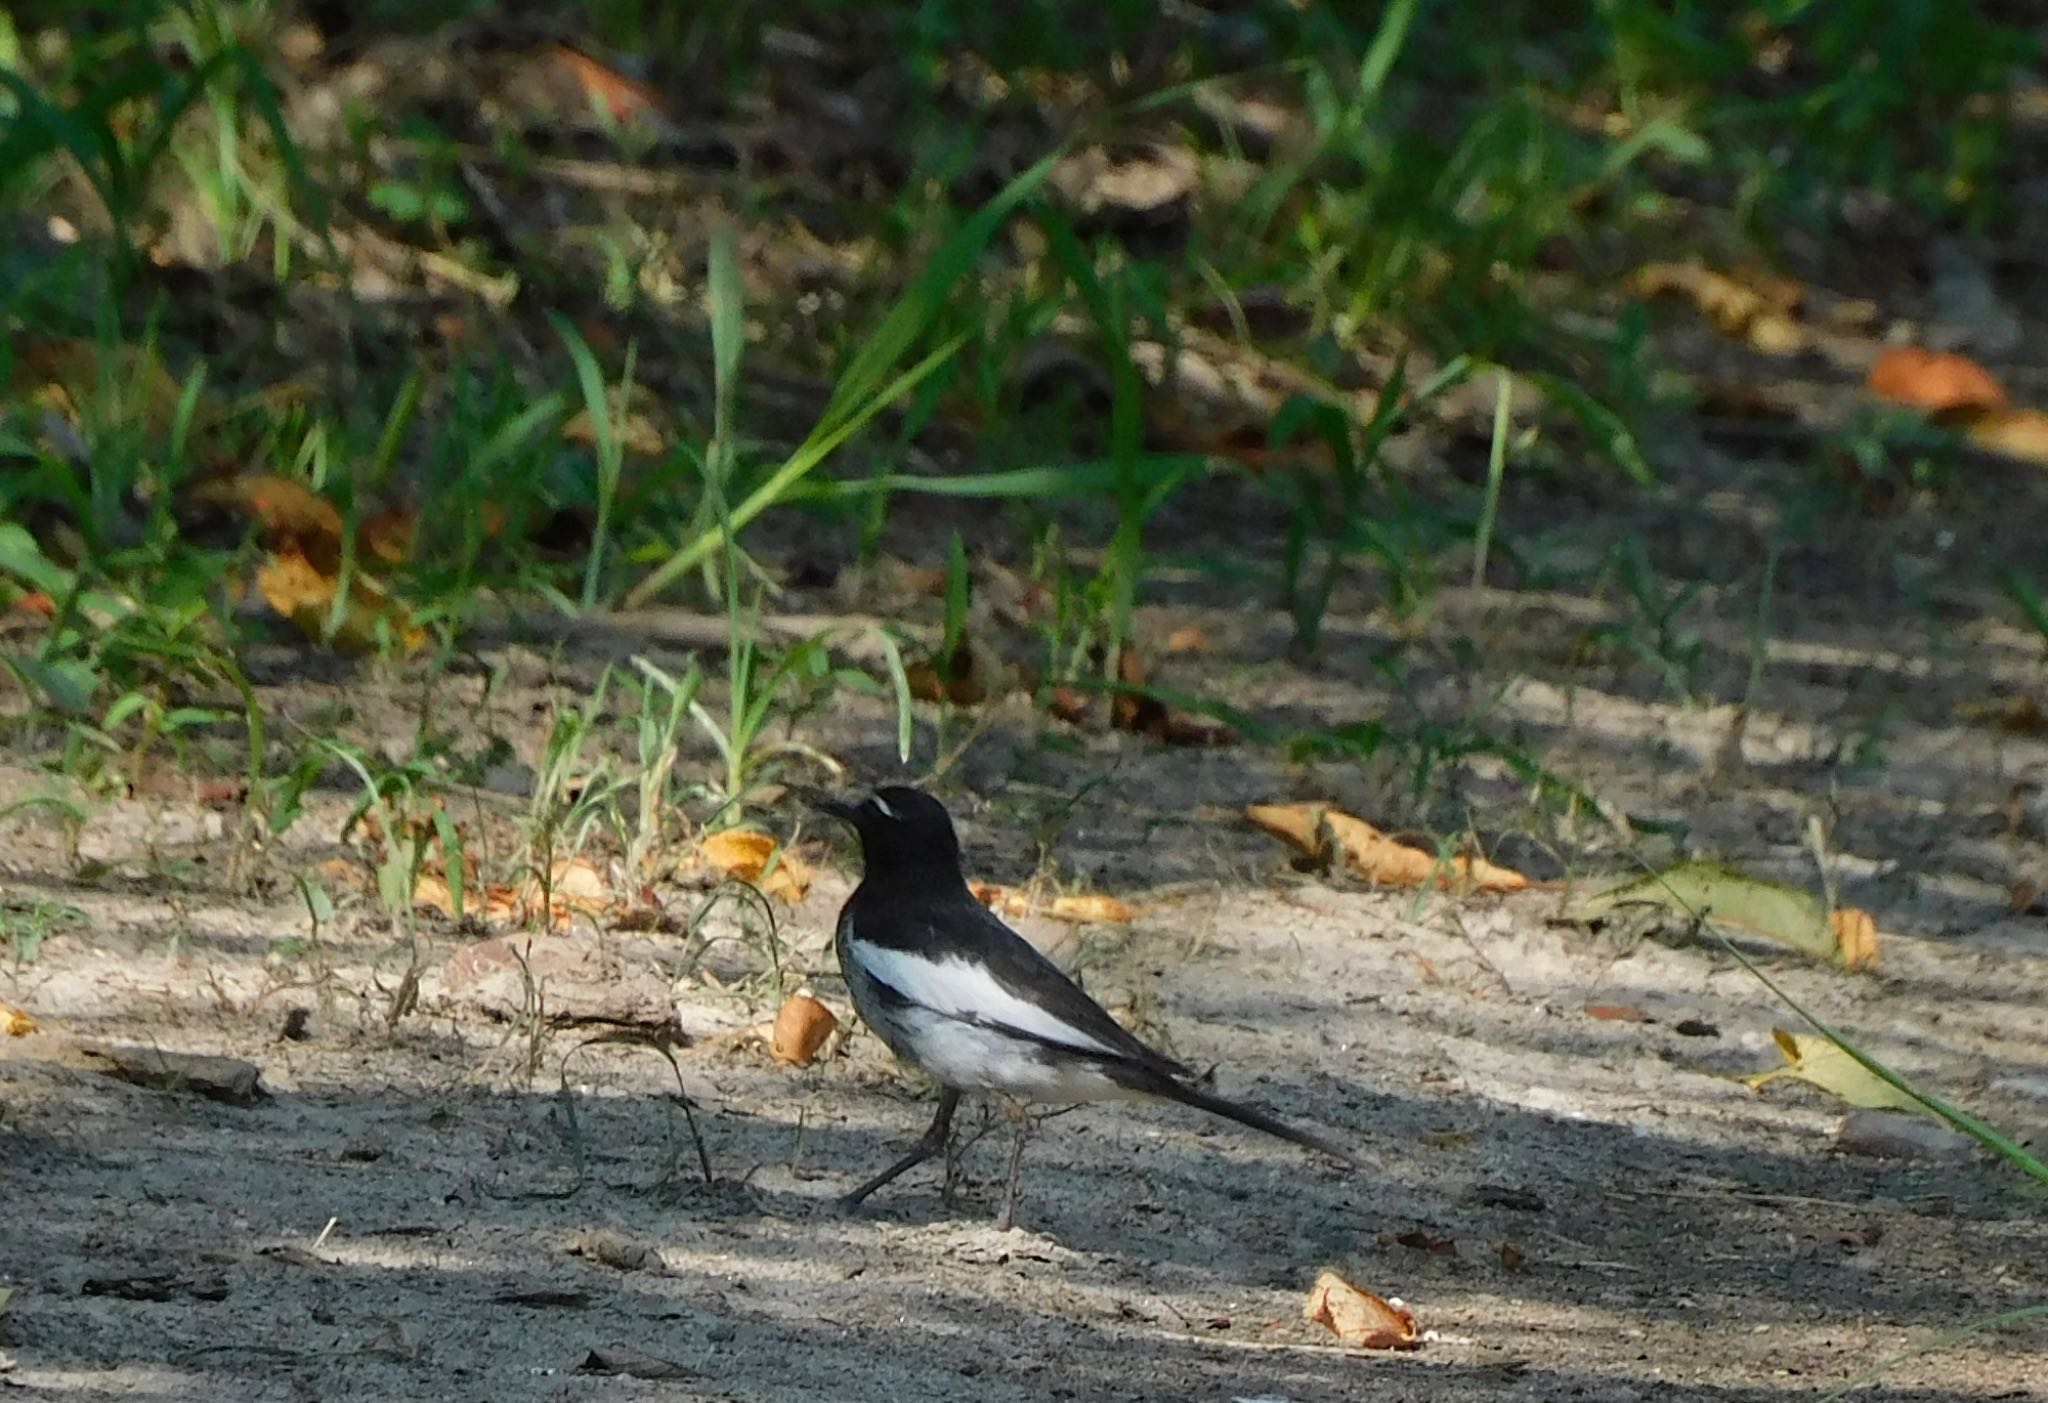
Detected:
[5,523,2048,1402]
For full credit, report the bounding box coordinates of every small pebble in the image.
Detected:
[1833,1109,1973,1161]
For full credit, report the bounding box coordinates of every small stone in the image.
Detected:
[1833,1109,1973,1161]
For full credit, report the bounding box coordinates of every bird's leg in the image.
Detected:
[993,1095,1033,1232]
[940,1102,975,1204]
[839,1087,960,1213]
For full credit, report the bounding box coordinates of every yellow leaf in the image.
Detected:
[1,1001,38,1036]
[255,549,424,656]
[968,880,1137,924]
[698,829,810,903]
[1965,406,2048,465]
[1567,861,1878,970]
[1744,1029,1923,1112]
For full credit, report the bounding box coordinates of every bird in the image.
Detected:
[818,784,1364,1230]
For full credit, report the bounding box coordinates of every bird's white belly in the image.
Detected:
[882,1005,1133,1103]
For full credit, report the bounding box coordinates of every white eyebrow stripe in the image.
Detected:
[870,795,898,820]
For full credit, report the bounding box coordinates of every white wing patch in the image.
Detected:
[848,941,1119,1057]
[868,794,898,820]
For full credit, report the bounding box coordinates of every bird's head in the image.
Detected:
[816,785,963,883]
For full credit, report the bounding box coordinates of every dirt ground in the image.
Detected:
[6,448,2048,1403]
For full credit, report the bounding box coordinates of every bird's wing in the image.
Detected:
[849,897,1193,1079]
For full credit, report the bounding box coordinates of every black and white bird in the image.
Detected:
[819,785,1364,1230]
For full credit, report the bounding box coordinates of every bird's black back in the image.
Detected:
[840,877,1194,1080]
[832,786,1192,1080]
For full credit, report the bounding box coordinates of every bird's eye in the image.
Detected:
[869,795,899,820]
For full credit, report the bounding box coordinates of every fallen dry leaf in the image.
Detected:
[358,507,418,564]
[1629,262,1809,354]
[1745,1028,1923,1113]
[905,633,1005,706]
[563,401,668,458]
[1958,695,2048,734]
[770,993,838,1066]
[536,855,618,921]
[1381,1229,1456,1257]
[1583,1003,1651,1022]
[1245,803,1528,893]
[697,828,811,903]
[1302,1269,1421,1351]
[1867,346,2008,416]
[183,473,346,562]
[17,336,196,440]
[1164,625,1213,654]
[256,548,425,656]
[968,880,1137,924]
[2,1000,38,1036]
[1105,646,1236,746]
[414,855,620,930]
[1964,406,2048,465]
[548,41,672,124]
[1566,861,1877,970]
[1830,908,1879,972]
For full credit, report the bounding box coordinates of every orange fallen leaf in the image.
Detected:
[1964,406,2048,465]
[548,41,671,124]
[184,473,346,563]
[2,1001,37,1036]
[1055,646,1238,747]
[1164,625,1213,654]
[1628,262,1809,354]
[1046,685,1091,725]
[359,508,418,564]
[1302,1269,1420,1351]
[1830,907,1879,972]
[11,592,55,618]
[1867,346,2008,416]
[1584,1002,1651,1022]
[1382,1229,1456,1256]
[414,870,522,925]
[255,548,425,656]
[968,880,1137,924]
[413,855,620,930]
[770,993,838,1066]
[698,828,811,903]
[1245,803,1528,893]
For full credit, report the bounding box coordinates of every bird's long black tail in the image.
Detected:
[1117,1062,1369,1169]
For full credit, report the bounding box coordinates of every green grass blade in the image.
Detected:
[873,628,916,765]
[626,149,1066,606]
[1358,0,1420,101]
[1470,369,1512,588]
[627,331,970,603]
